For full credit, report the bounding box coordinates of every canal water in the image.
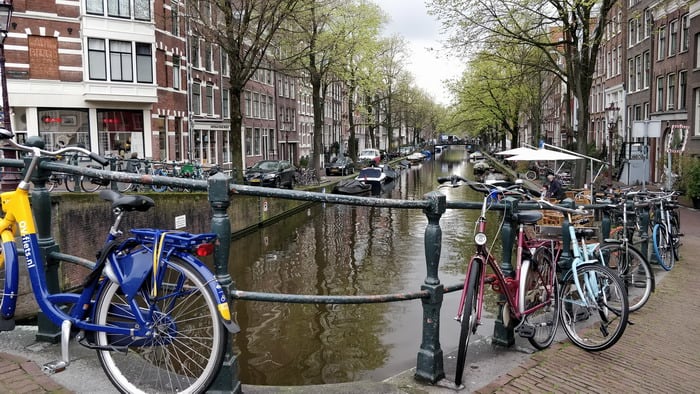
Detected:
[230,146,505,386]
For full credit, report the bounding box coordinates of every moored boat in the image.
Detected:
[332,178,372,195]
[355,167,387,195]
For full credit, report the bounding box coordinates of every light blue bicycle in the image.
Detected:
[537,199,629,351]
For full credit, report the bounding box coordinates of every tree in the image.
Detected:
[187,0,301,181]
[281,0,385,175]
[429,0,617,184]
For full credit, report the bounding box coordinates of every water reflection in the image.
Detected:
[231,146,506,385]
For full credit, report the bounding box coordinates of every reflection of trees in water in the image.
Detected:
[230,147,504,385]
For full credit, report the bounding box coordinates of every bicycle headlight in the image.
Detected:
[474,232,487,245]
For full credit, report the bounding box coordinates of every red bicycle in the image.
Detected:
[439,176,560,388]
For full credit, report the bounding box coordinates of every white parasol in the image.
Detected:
[494,147,539,156]
[505,148,583,161]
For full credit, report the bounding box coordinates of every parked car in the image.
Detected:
[243,160,296,188]
[325,156,355,176]
[358,148,381,165]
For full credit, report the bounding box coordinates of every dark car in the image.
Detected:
[325,156,355,176]
[243,160,296,188]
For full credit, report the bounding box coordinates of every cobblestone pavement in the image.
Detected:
[2,205,699,393]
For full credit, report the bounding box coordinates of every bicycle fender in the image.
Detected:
[173,251,241,334]
[0,237,19,319]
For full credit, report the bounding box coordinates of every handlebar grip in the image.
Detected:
[90,152,110,166]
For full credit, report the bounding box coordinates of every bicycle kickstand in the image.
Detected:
[42,320,72,374]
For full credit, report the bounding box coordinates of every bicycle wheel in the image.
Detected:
[559,264,628,351]
[80,176,103,193]
[454,263,481,388]
[525,170,537,181]
[151,169,168,192]
[64,174,78,192]
[116,180,133,193]
[93,257,225,393]
[595,242,654,312]
[520,257,560,350]
[652,224,674,271]
[46,175,58,192]
[670,215,681,261]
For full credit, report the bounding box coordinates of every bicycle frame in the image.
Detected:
[456,192,552,326]
[0,145,237,338]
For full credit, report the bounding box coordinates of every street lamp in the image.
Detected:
[606,103,620,186]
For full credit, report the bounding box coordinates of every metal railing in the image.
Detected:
[0,148,596,391]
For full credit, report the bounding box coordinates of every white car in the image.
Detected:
[358,148,381,164]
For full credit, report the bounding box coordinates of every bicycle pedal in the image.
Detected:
[42,360,68,375]
[515,324,535,338]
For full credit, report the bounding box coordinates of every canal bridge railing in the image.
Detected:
[0,144,600,392]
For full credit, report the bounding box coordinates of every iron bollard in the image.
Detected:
[558,198,575,273]
[415,191,446,384]
[207,172,242,393]
[493,196,517,347]
[24,137,62,342]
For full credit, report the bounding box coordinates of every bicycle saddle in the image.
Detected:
[513,211,543,225]
[99,189,155,212]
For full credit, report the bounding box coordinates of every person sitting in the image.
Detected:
[542,171,566,201]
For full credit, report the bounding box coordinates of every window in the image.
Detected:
[205,85,214,115]
[628,18,636,46]
[644,9,652,38]
[252,92,260,118]
[222,89,230,118]
[697,34,700,68]
[245,127,252,156]
[110,40,133,81]
[88,38,107,80]
[171,2,179,35]
[656,76,664,111]
[696,89,700,136]
[173,56,181,89]
[679,71,687,110]
[669,20,678,56]
[260,95,267,119]
[87,0,104,14]
[135,43,152,83]
[244,91,251,117]
[254,128,261,155]
[628,59,635,92]
[204,43,213,71]
[107,0,130,18]
[268,97,274,121]
[657,26,666,60]
[635,55,642,91]
[643,51,650,88]
[191,37,200,68]
[133,0,150,20]
[680,14,689,52]
[192,82,201,115]
[221,52,229,76]
[667,74,675,110]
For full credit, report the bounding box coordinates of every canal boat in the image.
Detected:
[381,164,398,182]
[355,167,387,194]
[332,178,372,196]
[406,151,424,164]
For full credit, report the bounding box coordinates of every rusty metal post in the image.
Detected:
[415,191,446,384]
[207,172,242,393]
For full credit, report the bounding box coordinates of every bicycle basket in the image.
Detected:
[181,163,194,176]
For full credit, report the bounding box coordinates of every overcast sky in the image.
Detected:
[374,0,463,106]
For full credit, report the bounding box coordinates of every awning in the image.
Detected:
[494,147,539,156]
[505,148,584,161]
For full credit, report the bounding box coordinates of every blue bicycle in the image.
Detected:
[0,129,238,393]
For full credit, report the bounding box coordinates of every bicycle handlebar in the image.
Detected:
[0,128,109,166]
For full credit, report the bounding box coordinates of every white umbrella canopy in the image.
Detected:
[494,147,539,156]
[505,148,583,161]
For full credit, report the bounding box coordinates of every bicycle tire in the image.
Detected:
[559,264,628,351]
[151,169,168,192]
[80,176,103,193]
[670,216,680,261]
[525,170,537,181]
[454,263,481,387]
[46,176,58,192]
[64,174,78,192]
[93,257,226,393]
[116,180,133,193]
[652,224,674,271]
[595,242,654,312]
[0,234,19,318]
[519,258,560,350]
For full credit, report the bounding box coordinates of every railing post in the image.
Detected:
[415,191,446,384]
[639,203,651,263]
[206,172,242,393]
[559,198,574,273]
[493,196,517,346]
[24,137,62,342]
